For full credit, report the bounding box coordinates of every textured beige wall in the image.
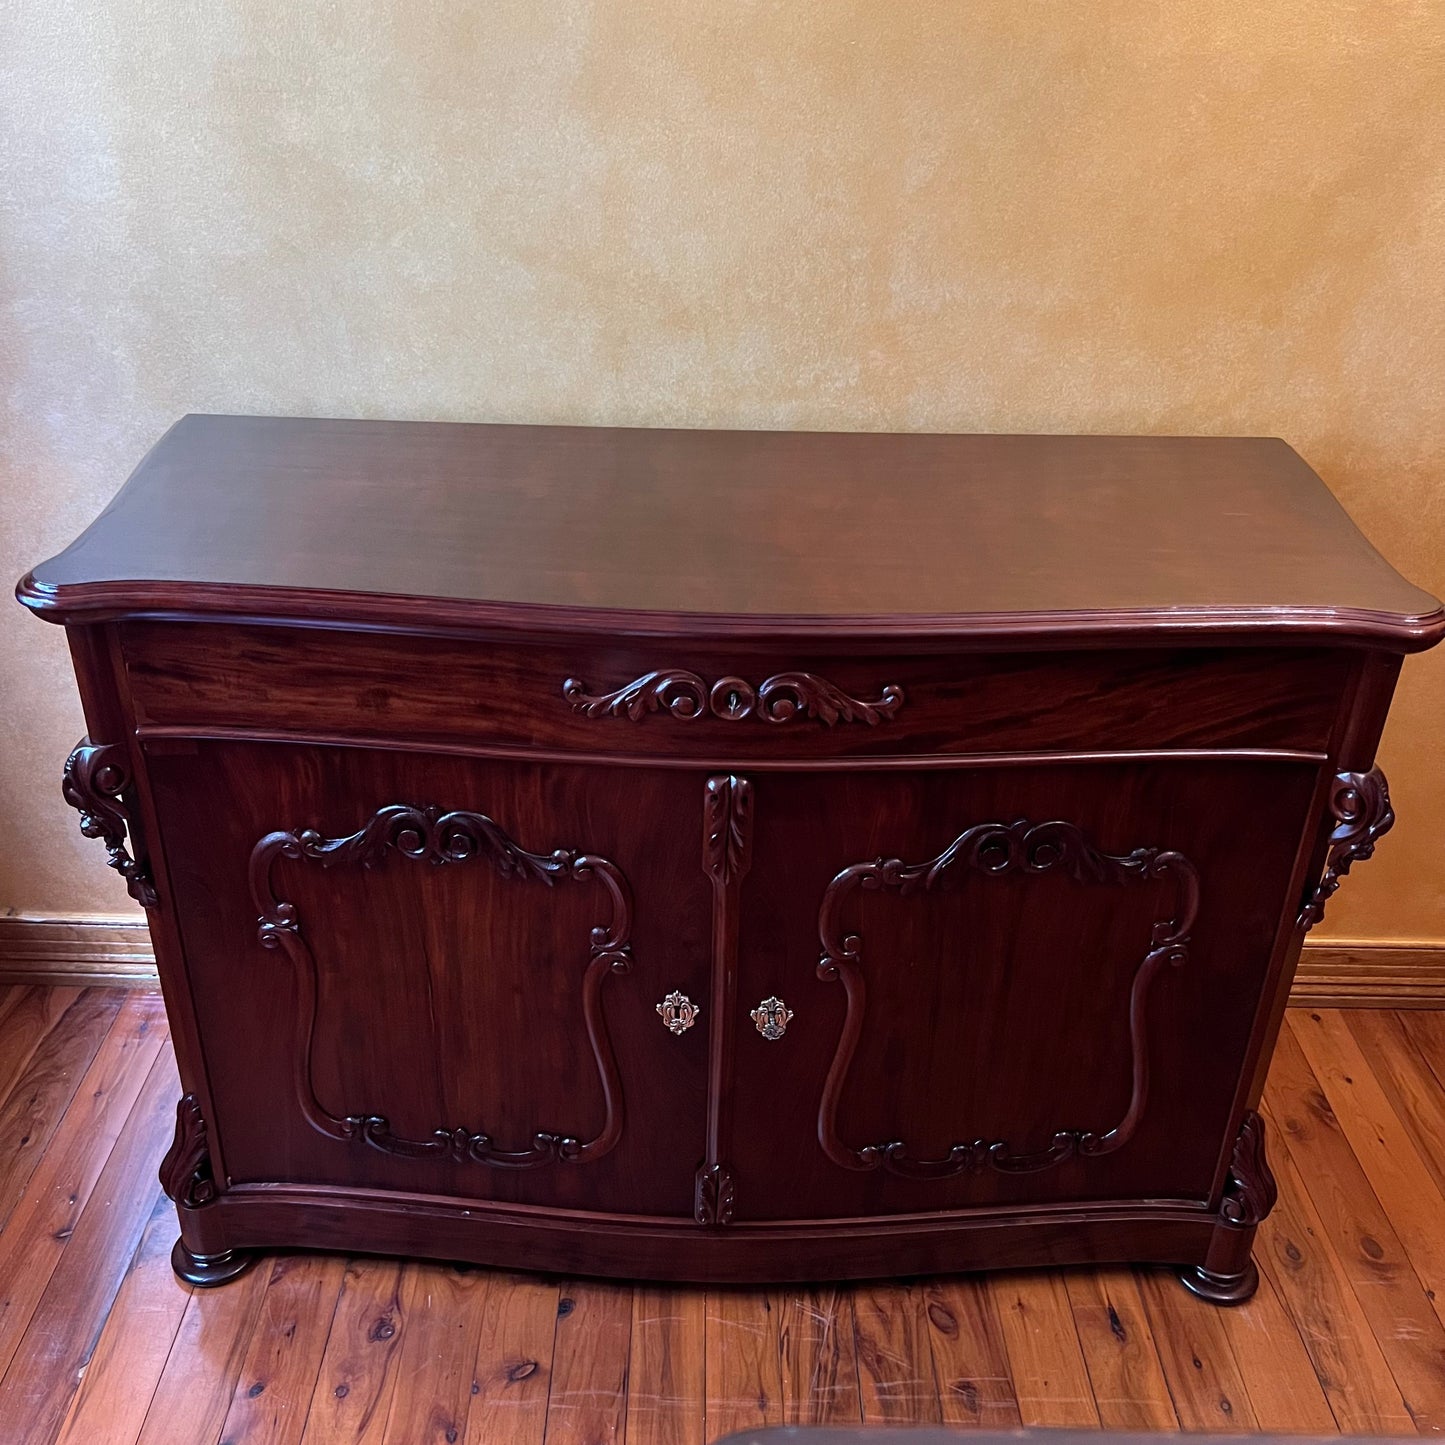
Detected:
[2,3,1443,938]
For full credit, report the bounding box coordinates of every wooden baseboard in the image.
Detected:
[1,913,1443,1008]
[0,913,158,989]
[1289,941,1445,1009]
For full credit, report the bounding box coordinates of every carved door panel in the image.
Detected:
[724,758,1320,1222]
[145,739,711,1218]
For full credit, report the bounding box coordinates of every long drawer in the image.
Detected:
[118,620,1352,761]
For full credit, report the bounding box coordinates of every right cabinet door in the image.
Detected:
[725,758,1320,1223]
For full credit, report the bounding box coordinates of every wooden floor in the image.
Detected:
[3,990,1445,1443]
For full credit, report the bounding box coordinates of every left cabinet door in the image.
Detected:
[144,738,711,1219]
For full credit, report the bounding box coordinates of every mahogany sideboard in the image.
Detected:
[18,416,1444,1301]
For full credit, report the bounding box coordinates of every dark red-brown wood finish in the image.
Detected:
[18,416,1444,1299]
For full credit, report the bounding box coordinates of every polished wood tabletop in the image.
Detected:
[19,415,1444,645]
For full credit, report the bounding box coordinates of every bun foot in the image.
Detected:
[1177,1259,1259,1305]
[171,1237,253,1288]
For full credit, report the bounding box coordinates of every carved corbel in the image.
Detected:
[62,738,157,908]
[159,1094,218,1209]
[1218,1108,1277,1228]
[1299,767,1393,929]
[694,1163,736,1226]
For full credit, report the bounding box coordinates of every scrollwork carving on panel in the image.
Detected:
[249,803,634,1170]
[816,817,1199,1180]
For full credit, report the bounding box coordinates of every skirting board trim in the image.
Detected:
[1289,941,1445,1010]
[0,913,159,990]
[1,913,1444,1008]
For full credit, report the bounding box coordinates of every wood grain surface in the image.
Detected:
[19,416,1444,646]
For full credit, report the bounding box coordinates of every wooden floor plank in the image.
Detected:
[1254,1122,1416,1434]
[626,1285,705,1445]
[13,987,1445,1441]
[922,1275,1020,1429]
[1208,1251,1337,1433]
[0,989,124,1235]
[777,1287,861,1427]
[214,1253,348,1445]
[990,1271,1099,1427]
[53,1190,187,1445]
[853,1281,940,1426]
[705,1288,783,1440]
[1401,1007,1445,1106]
[377,1261,489,1445]
[0,1050,177,1444]
[546,1281,633,1445]
[1354,1010,1445,1211]
[1064,1268,1177,1430]
[465,1270,558,1445]
[300,1258,406,1445]
[1265,1022,1445,1430]
[1136,1267,1257,1430]
[135,1256,271,1445]
[1290,1009,1445,1325]
[0,986,80,1106]
[0,991,164,1383]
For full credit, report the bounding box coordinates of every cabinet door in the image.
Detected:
[146,739,710,1218]
[724,759,1318,1222]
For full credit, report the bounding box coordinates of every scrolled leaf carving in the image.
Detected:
[62,738,157,908]
[1299,767,1394,930]
[694,1163,736,1226]
[703,774,753,886]
[1219,1109,1277,1227]
[563,671,903,726]
[159,1094,217,1208]
[756,673,905,726]
[563,670,708,721]
[250,804,633,1169]
[817,818,1199,1179]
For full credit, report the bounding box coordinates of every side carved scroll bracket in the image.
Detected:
[159,1094,217,1209]
[62,738,158,908]
[1219,1108,1277,1228]
[1299,766,1394,930]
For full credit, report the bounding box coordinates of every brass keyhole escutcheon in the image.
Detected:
[657,990,700,1036]
[750,995,793,1041]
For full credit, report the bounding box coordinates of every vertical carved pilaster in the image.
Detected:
[700,775,754,1224]
[160,1094,217,1209]
[704,774,754,885]
[62,738,158,908]
[1299,766,1393,929]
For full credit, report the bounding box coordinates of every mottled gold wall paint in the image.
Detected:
[2,3,1442,938]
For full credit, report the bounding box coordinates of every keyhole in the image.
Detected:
[710,676,754,721]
